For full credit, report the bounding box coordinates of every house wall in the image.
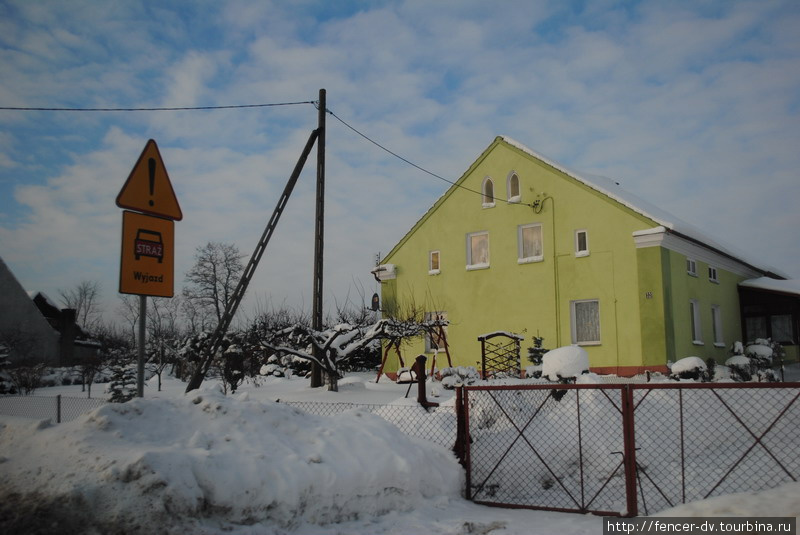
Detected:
[0,257,59,364]
[382,140,663,374]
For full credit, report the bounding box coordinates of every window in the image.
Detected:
[429,250,440,275]
[745,316,767,341]
[424,311,448,352]
[482,177,495,207]
[575,229,589,257]
[708,266,718,283]
[467,231,489,269]
[571,300,600,345]
[687,258,697,276]
[771,314,794,344]
[690,299,703,344]
[518,223,543,263]
[711,305,724,347]
[507,172,520,202]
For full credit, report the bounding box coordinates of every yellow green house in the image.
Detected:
[374,136,798,376]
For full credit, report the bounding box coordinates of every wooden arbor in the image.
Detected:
[478,331,525,379]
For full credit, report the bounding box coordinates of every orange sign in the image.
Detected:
[116,139,183,220]
[119,211,175,297]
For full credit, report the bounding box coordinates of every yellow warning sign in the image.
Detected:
[119,211,175,297]
[116,139,183,220]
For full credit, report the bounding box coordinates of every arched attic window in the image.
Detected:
[507,171,521,203]
[482,177,495,207]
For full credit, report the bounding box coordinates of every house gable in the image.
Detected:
[0,256,59,364]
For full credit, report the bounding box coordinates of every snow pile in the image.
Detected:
[669,356,707,376]
[0,389,463,533]
[745,343,773,360]
[653,481,800,518]
[541,346,589,381]
[439,366,480,388]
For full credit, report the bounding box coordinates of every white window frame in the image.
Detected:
[711,305,724,347]
[507,171,521,203]
[575,229,589,257]
[687,258,697,276]
[481,177,495,208]
[466,231,490,270]
[570,299,601,345]
[708,266,718,283]
[518,223,544,264]
[428,250,440,275]
[690,299,703,345]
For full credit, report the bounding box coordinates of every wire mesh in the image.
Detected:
[463,383,800,516]
[0,395,107,423]
[631,384,800,515]
[282,400,456,450]
[465,385,627,514]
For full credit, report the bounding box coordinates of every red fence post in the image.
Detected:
[621,384,638,517]
[453,386,466,467]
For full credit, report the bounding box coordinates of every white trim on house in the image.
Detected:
[518,223,544,264]
[506,170,521,203]
[429,250,441,275]
[481,176,495,208]
[466,231,490,270]
[575,229,589,257]
[633,227,763,279]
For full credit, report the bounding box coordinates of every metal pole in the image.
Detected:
[311,88,326,388]
[138,294,146,397]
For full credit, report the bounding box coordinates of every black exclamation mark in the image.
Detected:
[148,158,156,207]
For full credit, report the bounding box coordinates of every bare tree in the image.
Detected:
[117,294,140,347]
[183,242,245,327]
[59,280,102,333]
[180,289,214,334]
[146,296,183,390]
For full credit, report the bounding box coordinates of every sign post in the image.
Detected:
[117,139,182,397]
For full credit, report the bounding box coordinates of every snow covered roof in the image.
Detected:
[739,277,800,297]
[500,136,785,277]
[385,136,785,278]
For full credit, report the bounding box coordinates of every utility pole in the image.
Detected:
[311,88,326,388]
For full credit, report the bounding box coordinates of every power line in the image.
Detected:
[0,101,316,112]
[326,108,535,208]
[2,97,531,207]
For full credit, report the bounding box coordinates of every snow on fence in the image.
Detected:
[455,382,800,517]
[0,395,107,423]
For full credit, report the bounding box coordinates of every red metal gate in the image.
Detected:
[454,382,800,517]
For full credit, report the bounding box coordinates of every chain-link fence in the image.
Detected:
[282,400,456,450]
[458,382,800,517]
[0,395,107,423]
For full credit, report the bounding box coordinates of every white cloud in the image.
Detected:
[1,0,799,328]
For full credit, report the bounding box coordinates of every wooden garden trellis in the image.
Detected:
[478,331,524,379]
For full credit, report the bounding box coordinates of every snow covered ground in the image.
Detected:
[1,369,799,534]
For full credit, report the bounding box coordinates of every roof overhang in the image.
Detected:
[633,226,771,279]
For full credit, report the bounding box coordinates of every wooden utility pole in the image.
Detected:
[311,88,326,388]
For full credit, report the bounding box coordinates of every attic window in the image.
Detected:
[507,172,520,203]
[482,177,495,208]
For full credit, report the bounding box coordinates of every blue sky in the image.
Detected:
[1,0,799,325]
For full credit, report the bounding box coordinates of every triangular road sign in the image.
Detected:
[116,139,183,220]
